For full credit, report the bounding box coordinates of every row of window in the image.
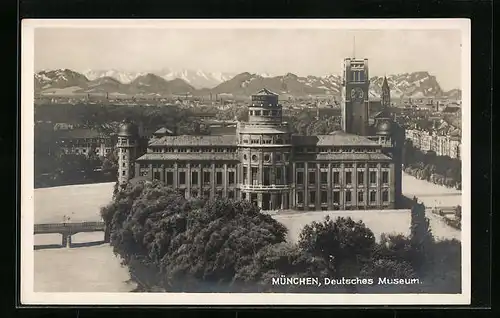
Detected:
[61,138,110,143]
[177,188,236,200]
[242,166,285,186]
[154,170,237,186]
[242,153,287,162]
[150,147,237,153]
[141,162,389,170]
[348,70,366,82]
[118,138,135,145]
[239,167,389,186]
[249,109,282,117]
[296,163,390,169]
[64,147,111,154]
[241,137,287,145]
[145,163,238,169]
[296,170,389,185]
[296,189,389,205]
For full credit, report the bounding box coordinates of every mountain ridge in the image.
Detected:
[34,68,461,99]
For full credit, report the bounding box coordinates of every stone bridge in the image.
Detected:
[34,221,107,247]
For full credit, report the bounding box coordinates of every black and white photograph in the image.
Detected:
[21,19,470,305]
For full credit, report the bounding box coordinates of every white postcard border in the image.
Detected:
[21,18,471,305]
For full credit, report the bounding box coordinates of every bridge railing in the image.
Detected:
[34,221,105,233]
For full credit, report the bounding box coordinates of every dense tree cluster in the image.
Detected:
[102,182,461,293]
[34,103,212,187]
[403,141,462,190]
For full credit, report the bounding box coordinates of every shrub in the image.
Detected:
[361,258,417,280]
[104,182,288,292]
[298,216,376,277]
[233,242,333,292]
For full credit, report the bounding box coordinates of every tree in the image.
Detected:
[233,242,332,292]
[373,233,413,261]
[298,216,376,277]
[159,199,287,291]
[409,201,434,273]
[103,182,288,292]
[360,258,417,280]
[426,239,461,293]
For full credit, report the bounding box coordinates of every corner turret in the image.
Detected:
[117,119,139,186]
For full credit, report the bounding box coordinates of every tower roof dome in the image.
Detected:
[376,120,393,136]
[118,120,139,137]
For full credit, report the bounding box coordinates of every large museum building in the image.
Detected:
[116,57,404,211]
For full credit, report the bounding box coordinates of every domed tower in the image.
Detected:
[237,88,292,210]
[375,115,404,208]
[376,118,393,140]
[117,119,139,187]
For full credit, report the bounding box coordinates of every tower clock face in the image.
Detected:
[350,87,364,101]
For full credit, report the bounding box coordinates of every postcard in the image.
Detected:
[21,18,470,305]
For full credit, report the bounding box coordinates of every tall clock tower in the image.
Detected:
[341,58,370,136]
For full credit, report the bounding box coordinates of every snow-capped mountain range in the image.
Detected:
[82,68,237,90]
[34,68,461,99]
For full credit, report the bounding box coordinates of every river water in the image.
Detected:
[33,174,462,292]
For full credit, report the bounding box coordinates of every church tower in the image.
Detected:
[381,76,391,109]
[117,119,139,187]
[341,58,370,136]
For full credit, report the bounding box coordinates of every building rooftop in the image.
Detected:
[253,88,278,96]
[293,131,379,146]
[136,153,238,161]
[149,134,238,146]
[442,106,461,114]
[449,128,461,138]
[372,110,392,119]
[153,127,174,135]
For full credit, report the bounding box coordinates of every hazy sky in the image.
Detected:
[34,28,462,90]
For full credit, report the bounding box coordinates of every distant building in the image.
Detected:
[57,128,115,157]
[117,57,404,211]
[442,105,461,114]
[405,125,461,159]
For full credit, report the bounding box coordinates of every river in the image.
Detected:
[33,173,462,292]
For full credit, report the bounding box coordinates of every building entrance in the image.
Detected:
[262,193,270,210]
[250,193,258,207]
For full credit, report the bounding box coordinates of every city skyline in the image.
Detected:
[34,26,462,90]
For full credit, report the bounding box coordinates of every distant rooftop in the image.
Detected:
[293,131,379,146]
[153,127,174,135]
[372,110,392,119]
[253,88,278,96]
[149,135,238,146]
